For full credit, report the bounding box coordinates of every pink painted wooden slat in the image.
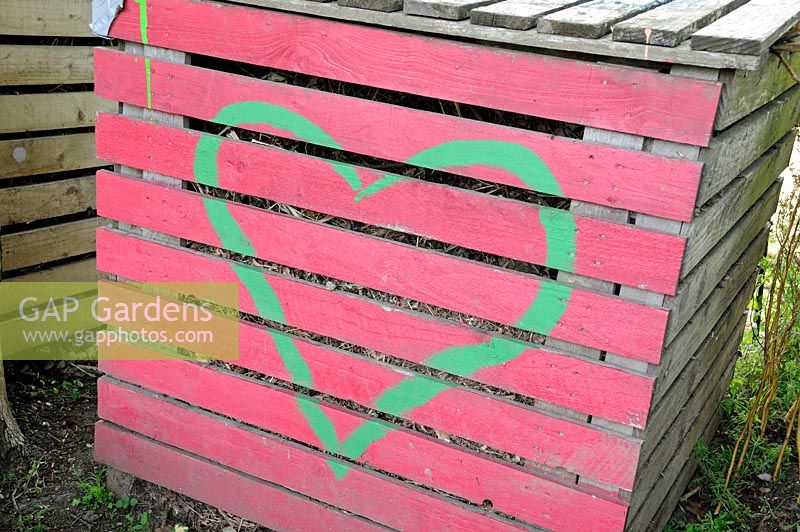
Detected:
[99,378,542,529]
[106,0,721,146]
[96,171,669,360]
[94,48,703,221]
[94,423,381,531]
[98,359,629,531]
[170,316,642,486]
[96,112,686,294]
[96,228,655,424]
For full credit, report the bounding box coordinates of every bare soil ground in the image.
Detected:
[0,365,262,532]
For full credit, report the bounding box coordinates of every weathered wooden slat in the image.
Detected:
[0,93,115,134]
[0,133,103,180]
[646,231,768,456]
[99,379,530,530]
[207,316,643,486]
[684,133,793,273]
[106,0,722,146]
[98,358,629,531]
[97,171,669,361]
[338,0,404,12]
[638,409,723,531]
[94,423,385,532]
[691,0,800,55]
[627,336,739,530]
[5,258,99,282]
[0,0,93,37]
[717,51,800,130]
[470,0,587,31]
[642,310,748,467]
[612,0,749,47]
[538,0,672,39]
[0,218,103,272]
[655,242,763,407]
[94,48,705,221]
[0,175,95,226]
[699,84,800,206]
[629,322,743,527]
[0,46,94,86]
[96,113,686,294]
[404,0,498,20]
[96,227,655,425]
[667,184,779,342]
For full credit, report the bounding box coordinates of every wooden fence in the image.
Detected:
[0,0,111,282]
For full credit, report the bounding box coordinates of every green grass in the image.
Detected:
[669,253,800,531]
[71,468,151,531]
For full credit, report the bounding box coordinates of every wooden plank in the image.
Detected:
[0,0,93,37]
[1,218,103,272]
[655,250,761,407]
[629,329,742,526]
[612,0,749,47]
[691,0,800,55]
[470,0,587,31]
[666,184,779,342]
[642,312,748,466]
[0,133,103,180]
[200,316,643,487]
[0,45,94,86]
[647,237,764,442]
[717,51,800,130]
[107,0,722,146]
[699,84,800,205]
[94,423,384,532]
[96,171,669,361]
[99,379,529,530]
[0,93,115,134]
[404,0,498,20]
[628,372,730,530]
[0,175,95,226]
[196,0,767,71]
[96,113,687,294]
[683,133,793,273]
[7,258,99,282]
[98,358,629,531]
[93,48,705,222]
[96,227,655,426]
[538,0,672,39]
[338,0,404,13]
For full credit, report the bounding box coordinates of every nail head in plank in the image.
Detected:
[691,0,800,55]
[612,0,750,47]
[404,0,498,19]
[538,0,673,39]
[470,0,587,31]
